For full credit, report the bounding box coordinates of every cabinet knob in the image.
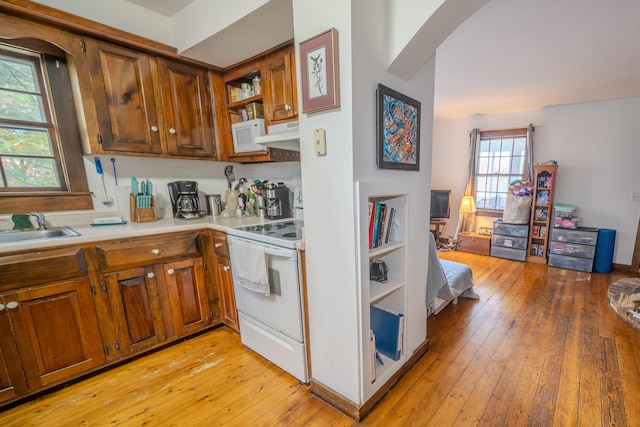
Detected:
[223,265,230,271]
[285,104,290,111]
[0,303,4,312]
[151,126,158,132]
[167,269,175,275]
[6,301,19,310]
[151,249,160,255]
[214,243,223,248]
[169,128,176,135]
[147,272,155,279]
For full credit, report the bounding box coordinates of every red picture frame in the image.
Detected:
[299,28,340,114]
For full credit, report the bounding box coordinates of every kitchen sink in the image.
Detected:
[0,226,81,245]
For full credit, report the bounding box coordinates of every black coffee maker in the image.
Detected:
[168,181,204,219]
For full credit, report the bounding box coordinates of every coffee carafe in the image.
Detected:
[264,183,292,219]
[168,181,204,219]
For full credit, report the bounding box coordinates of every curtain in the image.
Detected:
[457,128,480,236]
[523,123,535,182]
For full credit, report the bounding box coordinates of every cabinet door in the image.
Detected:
[84,39,162,154]
[213,255,238,332]
[104,267,166,356]
[157,58,216,158]
[6,279,105,390]
[0,300,27,404]
[264,46,297,123]
[163,258,211,336]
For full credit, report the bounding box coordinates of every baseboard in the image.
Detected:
[309,338,430,421]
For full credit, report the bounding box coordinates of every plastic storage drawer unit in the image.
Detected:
[548,254,594,272]
[492,234,528,250]
[550,228,598,245]
[491,245,527,262]
[549,242,596,259]
[491,219,529,261]
[493,221,529,237]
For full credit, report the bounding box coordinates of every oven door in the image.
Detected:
[227,236,303,342]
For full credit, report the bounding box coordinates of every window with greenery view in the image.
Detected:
[475,129,527,211]
[0,40,90,213]
[0,48,63,190]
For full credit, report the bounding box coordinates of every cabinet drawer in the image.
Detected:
[457,233,491,255]
[549,242,596,259]
[211,230,229,259]
[492,234,528,250]
[0,247,87,291]
[96,233,200,271]
[490,245,527,261]
[492,220,529,237]
[550,227,598,246]
[548,254,594,272]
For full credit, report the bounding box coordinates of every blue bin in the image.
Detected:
[594,229,616,273]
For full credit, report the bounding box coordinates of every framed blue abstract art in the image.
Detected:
[376,84,421,171]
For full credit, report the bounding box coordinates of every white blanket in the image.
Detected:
[229,239,270,295]
[426,232,478,307]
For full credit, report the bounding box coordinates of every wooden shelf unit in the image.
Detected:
[526,164,558,263]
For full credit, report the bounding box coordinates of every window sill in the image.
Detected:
[475,210,503,218]
[0,193,93,214]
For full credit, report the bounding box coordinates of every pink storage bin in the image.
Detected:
[554,216,580,229]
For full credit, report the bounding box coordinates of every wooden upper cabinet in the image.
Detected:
[264,45,297,123]
[83,38,162,154]
[156,58,216,158]
[219,43,300,163]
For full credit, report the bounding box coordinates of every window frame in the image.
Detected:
[474,128,528,217]
[0,40,91,214]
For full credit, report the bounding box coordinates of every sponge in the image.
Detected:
[12,214,33,230]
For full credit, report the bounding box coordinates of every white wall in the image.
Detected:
[292,0,359,402]
[293,0,438,404]
[33,0,174,45]
[432,97,640,265]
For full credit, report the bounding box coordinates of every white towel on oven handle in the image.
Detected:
[230,239,270,295]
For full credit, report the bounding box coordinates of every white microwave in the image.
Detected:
[232,119,266,153]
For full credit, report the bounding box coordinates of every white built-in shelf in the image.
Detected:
[370,278,405,303]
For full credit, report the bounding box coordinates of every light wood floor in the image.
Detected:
[2,251,639,426]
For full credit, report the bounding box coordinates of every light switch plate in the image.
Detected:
[314,128,326,156]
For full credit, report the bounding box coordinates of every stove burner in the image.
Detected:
[245,223,290,232]
[282,232,299,238]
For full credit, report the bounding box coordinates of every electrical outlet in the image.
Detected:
[631,193,640,201]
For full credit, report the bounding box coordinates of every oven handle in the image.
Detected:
[264,247,297,260]
[228,236,297,261]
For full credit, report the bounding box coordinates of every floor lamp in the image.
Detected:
[459,195,476,233]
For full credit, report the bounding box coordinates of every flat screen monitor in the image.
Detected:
[430,190,451,219]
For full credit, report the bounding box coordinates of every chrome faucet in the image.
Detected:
[30,212,47,230]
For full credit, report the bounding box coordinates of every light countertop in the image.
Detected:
[0,214,304,254]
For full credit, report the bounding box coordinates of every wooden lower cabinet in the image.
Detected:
[103,266,167,356]
[163,257,211,336]
[0,303,27,404]
[0,279,104,401]
[0,230,220,407]
[213,255,238,332]
[210,230,238,332]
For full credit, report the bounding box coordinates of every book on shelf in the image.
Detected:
[536,190,549,205]
[370,330,376,383]
[385,207,396,244]
[369,203,397,249]
[376,204,387,247]
[534,208,548,221]
[370,304,404,361]
[368,202,374,248]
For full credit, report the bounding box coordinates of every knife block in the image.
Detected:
[129,194,157,223]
